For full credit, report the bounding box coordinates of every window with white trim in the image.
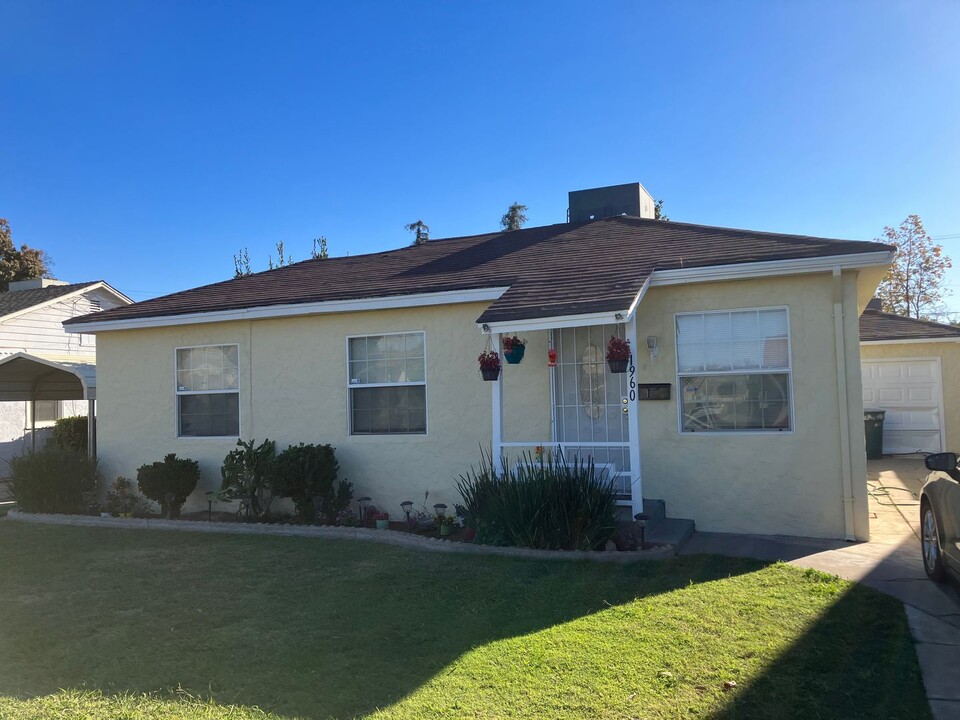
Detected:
[348,332,426,434]
[176,345,240,437]
[676,308,792,432]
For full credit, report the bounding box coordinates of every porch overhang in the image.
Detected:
[0,353,96,401]
[477,277,651,334]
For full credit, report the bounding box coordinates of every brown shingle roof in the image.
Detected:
[66,217,892,327]
[859,308,960,342]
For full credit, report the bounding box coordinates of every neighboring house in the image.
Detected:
[0,279,131,470]
[65,183,895,541]
[859,298,960,454]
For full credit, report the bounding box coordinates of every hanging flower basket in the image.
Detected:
[502,335,526,364]
[606,336,631,374]
[478,350,502,381]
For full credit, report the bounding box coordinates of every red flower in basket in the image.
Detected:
[606,336,631,373]
[478,350,501,381]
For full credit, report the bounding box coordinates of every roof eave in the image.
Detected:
[65,286,511,333]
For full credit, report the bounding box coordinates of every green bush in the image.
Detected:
[137,454,200,519]
[220,439,277,520]
[6,446,99,514]
[456,450,619,550]
[50,416,90,454]
[272,443,350,522]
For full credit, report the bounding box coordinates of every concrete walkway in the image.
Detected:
[681,457,960,720]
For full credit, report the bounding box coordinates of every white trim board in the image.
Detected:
[66,287,511,333]
[0,281,132,325]
[647,251,893,287]
[860,337,960,345]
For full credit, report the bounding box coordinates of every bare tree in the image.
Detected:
[268,240,293,270]
[311,236,329,259]
[876,214,952,319]
[233,247,253,278]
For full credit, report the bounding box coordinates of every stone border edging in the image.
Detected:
[3,510,675,563]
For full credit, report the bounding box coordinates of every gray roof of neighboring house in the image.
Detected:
[0,282,100,320]
[66,216,893,327]
[859,299,960,341]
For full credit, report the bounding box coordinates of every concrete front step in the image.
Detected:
[647,517,696,548]
[616,498,696,551]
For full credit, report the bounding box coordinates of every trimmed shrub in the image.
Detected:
[50,416,90,454]
[456,450,619,550]
[6,446,99,514]
[272,443,350,522]
[137,454,200,519]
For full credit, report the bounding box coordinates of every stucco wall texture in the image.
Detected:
[632,272,868,540]
[95,302,550,518]
[94,272,870,539]
[860,340,960,452]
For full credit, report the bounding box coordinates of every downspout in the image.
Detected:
[832,267,856,541]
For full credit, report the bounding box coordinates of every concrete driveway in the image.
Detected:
[681,457,960,719]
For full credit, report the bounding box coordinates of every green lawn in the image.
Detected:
[0,521,929,720]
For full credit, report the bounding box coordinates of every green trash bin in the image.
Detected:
[864,409,886,460]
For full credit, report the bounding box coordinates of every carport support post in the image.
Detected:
[87,399,96,459]
[30,398,36,452]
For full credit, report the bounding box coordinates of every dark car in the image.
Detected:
[920,452,960,582]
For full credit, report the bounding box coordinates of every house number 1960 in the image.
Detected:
[623,357,637,413]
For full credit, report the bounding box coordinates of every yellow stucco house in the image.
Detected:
[65,184,895,541]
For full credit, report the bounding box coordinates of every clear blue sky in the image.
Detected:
[3,1,959,310]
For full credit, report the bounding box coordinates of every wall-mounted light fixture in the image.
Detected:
[614,312,625,321]
[481,323,491,333]
[646,335,660,361]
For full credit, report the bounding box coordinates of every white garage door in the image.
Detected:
[861,358,943,454]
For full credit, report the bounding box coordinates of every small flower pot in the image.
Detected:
[439,523,453,537]
[480,367,501,381]
[503,345,525,364]
[376,519,390,530]
[607,358,629,374]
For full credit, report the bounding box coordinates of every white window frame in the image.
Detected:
[174,343,242,439]
[675,306,795,435]
[346,331,428,436]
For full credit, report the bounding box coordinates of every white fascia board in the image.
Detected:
[648,251,894,287]
[0,281,131,325]
[479,310,630,334]
[625,276,652,321]
[97,282,135,306]
[65,286,511,333]
[860,337,960,345]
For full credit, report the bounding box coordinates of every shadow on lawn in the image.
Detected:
[0,524,931,719]
[705,576,930,720]
[0,523,763,718]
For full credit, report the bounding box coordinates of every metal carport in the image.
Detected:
[0,352,97,457]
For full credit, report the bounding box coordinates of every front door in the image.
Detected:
[552,324,632,501]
